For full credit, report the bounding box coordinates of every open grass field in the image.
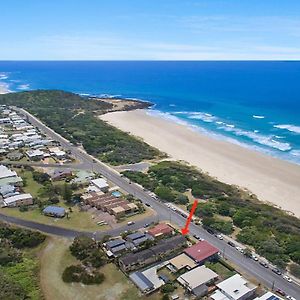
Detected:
[40,237,162,300]
[0,205,105,231]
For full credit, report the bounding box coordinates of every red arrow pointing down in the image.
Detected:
[181,200,198,235]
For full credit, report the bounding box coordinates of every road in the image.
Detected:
[4,107,299,298]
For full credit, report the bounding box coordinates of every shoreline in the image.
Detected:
[101,109,300,218]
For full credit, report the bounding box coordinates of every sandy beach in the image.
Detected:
[0,82,10,94]
[101,110,300,218]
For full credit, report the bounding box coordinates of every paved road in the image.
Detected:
[0,212,157,240]
[6,108,299,298]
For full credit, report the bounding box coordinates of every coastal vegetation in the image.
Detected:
[0,221,46,300]
[0,90,163,165]
[62,236,106,285]
[122,160,300,270]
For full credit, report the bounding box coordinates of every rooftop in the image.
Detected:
[43,206,66,216]
[148,223,173,237]
[91,178,109,189]
[184,240,219,263]
[4,193,32,205]
[177,265,218,290]
[212,274,256,300]
[0,165,17,179]
[169,253,197,271]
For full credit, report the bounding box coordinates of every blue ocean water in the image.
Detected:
[0,61,300,164]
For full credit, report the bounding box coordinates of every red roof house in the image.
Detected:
[148,223,173,238]
[184,241,219,264]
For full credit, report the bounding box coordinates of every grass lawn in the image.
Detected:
[0,205,105,232]
[16,169,44,199]
[205,261,235,280]
[40,237,162,300]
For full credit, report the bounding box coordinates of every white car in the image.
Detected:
[251,254,258,261]
[235,246,244,254]
[283,275,292,283]
[217,234,223,240]
[286,296,296,300]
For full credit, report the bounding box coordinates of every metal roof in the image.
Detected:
[43,206,66,216]
[129,272,154,292]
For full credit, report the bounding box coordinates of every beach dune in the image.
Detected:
[101,110,300,218]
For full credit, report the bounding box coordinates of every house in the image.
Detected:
[91,178,109,192]
[126,232,152,246]
[119,236,186,272]
[177,265,218,297]
[0,184,17,198]
[43,206,66,218]
[148,223,173,238]
[129,272,155,294]
[254,292,283,300]
[168,253,197,272]
[3,193,33,207]
[49,147,66,158]
[211,274,257,300]
[51,169,73,181]
[105,238,127,256]
[184,240,219,264]
[6,151,24,161]
[0,165,18,179]
[130,261,170,294]
[26,149,44,160]
[0,165,22,186]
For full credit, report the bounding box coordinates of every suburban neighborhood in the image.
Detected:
[0,103,299,300]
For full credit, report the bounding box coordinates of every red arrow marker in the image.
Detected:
[181,200,198,235]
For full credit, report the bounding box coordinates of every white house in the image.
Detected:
[211,274,257,300]
[177,265,218,297]
[91,178,109,192]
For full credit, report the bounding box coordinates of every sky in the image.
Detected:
[0,0,300,60]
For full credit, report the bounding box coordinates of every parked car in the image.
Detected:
[235,246,244,254]
[283,275,292,283]
[206,228,214,235]
[228,241,235,247]
[144,223,150,228]
[286,295,296,300]
[251,254,258,261]
[216,234,223,240]
[272,268,282,275]
[145,203,151,207]
[275,289,286,297]
[127,221,135,226]
[259,261,268,268]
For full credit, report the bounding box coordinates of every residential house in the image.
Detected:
[43,206,66,218]
[119,235,186,272]
[148,223,173,238]
[3,193,33,207]
[177,265,218,297]
[184,240,219,264]
[126,232,152,246]
[91,178,109,192]
[211,274,257,300]
[168,253,197,272]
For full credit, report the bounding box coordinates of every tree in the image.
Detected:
[32,171,50,183]
[290,263,300,279]
[243,247,252,258]
[161,283,175,293]
[63,183,73,203]
[161,295,170,300]
[155,186,174,202]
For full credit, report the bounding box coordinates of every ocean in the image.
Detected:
[0,61,300,164]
